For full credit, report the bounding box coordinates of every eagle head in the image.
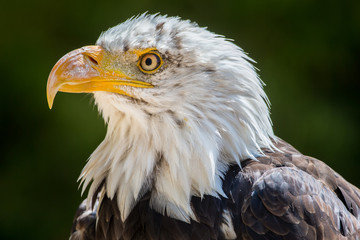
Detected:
[47,13,274,222]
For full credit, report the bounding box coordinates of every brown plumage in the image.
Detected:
[70,139,360,239]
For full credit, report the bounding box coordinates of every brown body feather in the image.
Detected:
[70,139,360,239]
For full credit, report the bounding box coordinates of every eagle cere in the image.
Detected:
[47,14,360,239]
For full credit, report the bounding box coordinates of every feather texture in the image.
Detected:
[70,140,360,239]
[79,13,275,222]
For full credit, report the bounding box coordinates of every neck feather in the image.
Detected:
[80,82,274,222]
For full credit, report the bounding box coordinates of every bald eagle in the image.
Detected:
[47,14,360,239]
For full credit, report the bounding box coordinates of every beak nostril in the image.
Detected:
[85,54,99,66]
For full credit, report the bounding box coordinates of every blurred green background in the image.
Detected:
[1,0,359,239]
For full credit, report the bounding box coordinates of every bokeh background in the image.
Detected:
[1,0,359,239]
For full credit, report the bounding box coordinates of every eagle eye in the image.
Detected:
[138,52,162,73]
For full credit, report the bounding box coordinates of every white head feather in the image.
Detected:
[79,13,275,222]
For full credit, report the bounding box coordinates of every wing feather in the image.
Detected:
[69,139,360,239]
[233,139,360,239]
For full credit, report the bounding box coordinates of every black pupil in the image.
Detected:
[145,57,152,66]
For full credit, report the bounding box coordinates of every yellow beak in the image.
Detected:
[46,45,153,109]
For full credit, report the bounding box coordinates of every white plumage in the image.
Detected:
[79,14,274,222]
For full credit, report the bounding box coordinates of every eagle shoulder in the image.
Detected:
[227,139,360,239]
[70,139,360,239]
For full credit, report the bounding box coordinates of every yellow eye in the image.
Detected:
[138,52,162,73]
